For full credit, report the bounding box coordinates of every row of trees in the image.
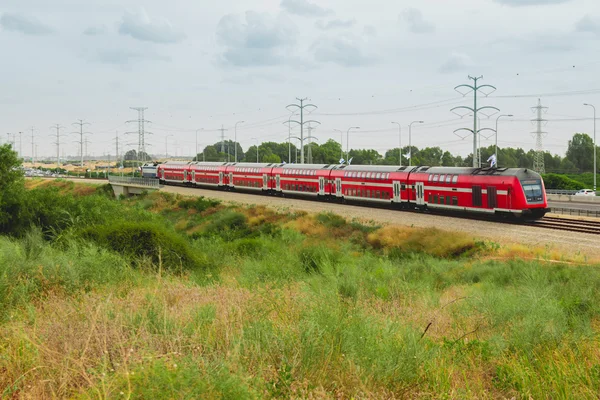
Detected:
[187,133,598,173]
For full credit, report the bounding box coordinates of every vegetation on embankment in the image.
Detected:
[0,146,599,397]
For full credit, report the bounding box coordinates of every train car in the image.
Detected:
[157,161,190,184]
[141,163,158,178]
[188,162,229,187]
[224,163,275,191]
[271,164,336,197]
[407,166,549,218]
[329,165,415,205]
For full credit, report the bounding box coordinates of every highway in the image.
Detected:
[548,200,600,212]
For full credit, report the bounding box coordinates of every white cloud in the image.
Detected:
[0,13,53,35]
[83,25,106,36]
[93,48,171,65]
[439,52,472,73]
[216,11,298,67]
[576,15,600,34]
[312,35,371,67]
[118,8,185,44]
[492,0,571,6]
[400,8,435,34]
[280,0,333,17]
[315,19,356,30]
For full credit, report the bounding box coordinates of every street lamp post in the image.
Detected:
[346,126,360,162]
[391,122,402,165]
[584,103,597,192]
[408,121,424,167]
[494,114,513,167]
[234,121,245,162]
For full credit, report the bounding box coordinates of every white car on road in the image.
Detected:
[575,189,596,196]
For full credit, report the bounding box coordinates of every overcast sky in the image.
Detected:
[2,0,600,160]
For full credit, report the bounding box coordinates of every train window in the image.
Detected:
[439,174,446,183]
[428,194,432,203]
[446,175,452,183]
[433,175,439,182]
[452,196,458,206]
[472,186,482,207]
[446,196,451,205]
[428,174,432,182]
[452,175,458,183]
[401,184,406,190]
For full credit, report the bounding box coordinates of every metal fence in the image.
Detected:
[546,190,579,195]
[108,176,160,188]
[551,207,600,218]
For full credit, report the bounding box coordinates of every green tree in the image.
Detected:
[0,144,25,233]
[566,133,594,172]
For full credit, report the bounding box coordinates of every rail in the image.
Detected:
[108,176,160,188]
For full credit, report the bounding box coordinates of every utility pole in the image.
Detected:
[334,129,344,161]
[50,124,66,169]
[584,103,596,192]
[285,98,320,164]
[346,126,360,162]
[113,131,122,168]
[18,132,23,159]
[126,107,152,167]
[532,98,548,174]
[72,119,91,168]
[451,76,499,167]
[195,128,203,161]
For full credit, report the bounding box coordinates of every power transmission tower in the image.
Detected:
[72,119,92,168]
[30,127,36,165]
[219,125,228,160]
[113,131,122,167]
[84,137,92,164]
[451,76,499,167]
[49,124,66,168]
[18,131,23,159]
[126,107,152,166]
[285,98,320,164]
[531,98,548,174]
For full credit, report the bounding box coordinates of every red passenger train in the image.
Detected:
[157,161,550,219]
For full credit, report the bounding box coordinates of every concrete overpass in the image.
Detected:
[108,176,160,196]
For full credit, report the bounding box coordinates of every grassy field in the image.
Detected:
[1,179,600,399]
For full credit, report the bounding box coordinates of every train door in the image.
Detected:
[335,178,343,197]
[318,177,325,195]
[276,174,281,191]
[183,170,188,182]
[487,186,497,209]
[218,171,224,186]
[416,182,425,206]
[229,172,234,187]
[262,174,269,190]
[392,181,401,203]
[191,170,196,184]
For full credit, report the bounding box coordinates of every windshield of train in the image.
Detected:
[521,180,544,203]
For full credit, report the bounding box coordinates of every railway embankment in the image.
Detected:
[1,177,600,398]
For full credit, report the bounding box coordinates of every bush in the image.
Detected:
[81,221,202,271]
[542,173,585,190]
[198,210,250,240]
[315,212,346,229]
[178,196,220,213]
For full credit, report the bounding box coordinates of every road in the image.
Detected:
[548,200,600,212]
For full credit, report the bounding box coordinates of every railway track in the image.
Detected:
[527,216,600,235]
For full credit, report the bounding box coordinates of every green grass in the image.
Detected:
[1,181,600,398]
